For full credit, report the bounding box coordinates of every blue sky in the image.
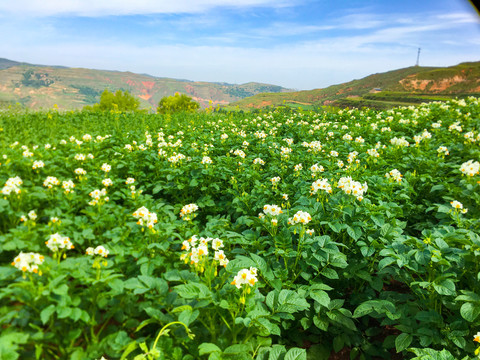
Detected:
[0,0,479,90]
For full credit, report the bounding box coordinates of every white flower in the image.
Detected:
[231,268,258,289]
[263,204,283,217]
[94,245,109,257]
[311,178,332,195]
[212,238,224,250]
[62,180,75,194]
[32,160,45,169]
[338,176,368,201]
[180,203,199,220]
[102,178,113,187]
[214,250,229,267]
[11,252,45,273]
[46,233,74,252]
[75,168,87,176]
[133,206,158,228]
[450,200,468,214]
[253,158,265,165]
[43,176,60,189]
[460,160,480,177]
[288,210,312,225]
[386,169,402,183]
[270,177,281,185]
[390,137,409,147]
[28,210,37,221]
[201,156,212,165]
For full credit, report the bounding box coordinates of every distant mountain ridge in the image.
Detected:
[0,58,293,109]
[226,61,480,110]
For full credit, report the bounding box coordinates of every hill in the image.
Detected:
[226,61,480,110]
[0,58,293,110]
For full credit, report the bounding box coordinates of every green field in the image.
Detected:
[1,98,480,359]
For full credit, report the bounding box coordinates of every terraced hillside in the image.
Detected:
[0,58,293,110]
[227,61,480,110]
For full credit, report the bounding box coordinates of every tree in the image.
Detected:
[157,93,200,114]
[86,89,141,112]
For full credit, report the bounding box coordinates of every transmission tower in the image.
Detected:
[416,48,421,66]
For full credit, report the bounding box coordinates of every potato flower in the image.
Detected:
[11,252,44,274]
[338,176,368,201]
[311,178,332,195]
[231,267,258,289]
[180,203,199,221]
[45,233,74,252]
[102,178,113,187]
[133,206,158,229]
[89,188,109,206]
[270,177,281,186]
[386,169,402,183]
[474,331,480,343]
[20,210,37,224]
[263,204,283,217]
[23,149,34,158]
[233,149,246,158]
[253,158,265,165]
[437,146,449,156]
[390,137,409,147]
[62,180,75,194]
[86,245,109,258]
[201,156,212,165]
[32,160,45,170]
[74,168,87,176]
[43,176,60,189]
[450,200,468,214]
[101,163,111,173]
[460,160,480,177]
[288,210,312,225]
[310,164,324,177]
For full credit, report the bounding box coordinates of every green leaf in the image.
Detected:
[40,304,56,324]
[395,333,412,353]
[333,335,344,353]
[250,253,267,274]
[175,282,212,300]
[346,226,362,241]
[52,283,69,295]
[380,224,392,237]
[266,345,286,360]
[310,290,330,308]
[284,348,306,360]
[109,278,124,293]
[378,257,395,270]
[432,279,456,296]
[198,343,221,355]
[56,306,72,319]
[320,268,338,279]
[313,315,329,331]
[223,344,251,359]
[460,302,480,322]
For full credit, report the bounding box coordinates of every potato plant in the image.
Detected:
[1,98,480,359]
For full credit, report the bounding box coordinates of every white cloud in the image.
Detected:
[0,0,296,17]
[2,37,478,90]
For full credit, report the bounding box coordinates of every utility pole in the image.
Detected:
[416,48,421,66]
